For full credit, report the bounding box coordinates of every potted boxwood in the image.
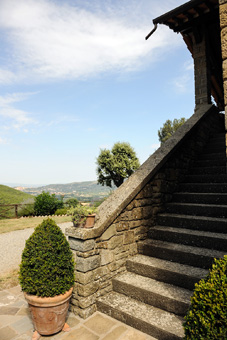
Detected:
[69,204,97,228]
[19,218,75,340]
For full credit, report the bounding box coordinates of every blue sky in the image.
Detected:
[0,0,195,186]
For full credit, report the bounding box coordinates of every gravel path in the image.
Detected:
[0,222,73,275]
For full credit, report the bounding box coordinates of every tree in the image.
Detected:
[96,142,140,188]
[65,198,79,208]
[34,191,64,216]
[158,118,186,144]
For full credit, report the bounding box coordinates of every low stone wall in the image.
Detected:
[66,104,223,318]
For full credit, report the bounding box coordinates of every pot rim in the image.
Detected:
[23,287,73,307]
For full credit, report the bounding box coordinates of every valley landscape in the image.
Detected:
[17,181,113,201]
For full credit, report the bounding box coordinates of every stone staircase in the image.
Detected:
[97,131,227,340]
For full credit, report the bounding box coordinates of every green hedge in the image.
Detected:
[184,256,227,339]
[19,218,75,297]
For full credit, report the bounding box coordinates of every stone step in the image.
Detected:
[138,239,226,269]
[172,192,227,205]
[156,213,227,233]
[165,202,227,218]
[183,174,227,183]
[179,182,227,193]
[97,291,184,340]
[126,255,208,290]
[193,158,226,167]
[112,272,191,316]
[190,166,226,174]
[148,226,227,251]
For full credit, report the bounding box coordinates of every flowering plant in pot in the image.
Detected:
[19,218,75,340]
[69,204,97,228]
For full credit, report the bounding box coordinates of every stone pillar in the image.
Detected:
[193,35,211,108]
[219,0,227,158]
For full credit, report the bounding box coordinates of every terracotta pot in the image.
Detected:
[24,287,73,336]
[73,213,96,228]
[84,213,96,228]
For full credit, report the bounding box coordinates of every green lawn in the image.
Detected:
[0,215,72,234]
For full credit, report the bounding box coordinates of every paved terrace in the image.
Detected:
[0,285,155,340]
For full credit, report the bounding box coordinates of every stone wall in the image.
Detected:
[219,0,227,151]
[193,36,211,107]
[66,105,222,319]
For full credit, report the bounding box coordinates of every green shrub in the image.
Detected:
[184,256,227,339]
[68,204,97,224]
[18,202,35,217]
[55,208,68,216]
[34,191,64,216]
[65,198,79,208]
[19,218,75,297]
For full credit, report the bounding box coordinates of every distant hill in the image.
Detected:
[0,184,34,204]
[0,184,34,218]
[21,181,114,201]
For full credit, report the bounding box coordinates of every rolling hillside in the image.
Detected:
[0,185,34,218]
[21,181,114,201]
[0,185,34,204]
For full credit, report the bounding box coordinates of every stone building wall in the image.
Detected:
[193,36,211,107]
[219,0,227,151]
[66,105,222,319]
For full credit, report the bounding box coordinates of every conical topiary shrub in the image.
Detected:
[184,256,227,339]
[19,218,75,338]
[19,218,75,297]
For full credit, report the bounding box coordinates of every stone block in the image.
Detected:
[77,294,96,309]
[100,224,116,241]
[108,235,123,249]
[97,241,108,249]
[76,255,100,273]
[223,59,227,81]
[221,27,227,60]
[100,249,114,265]
[134,226,149,236]
[108,259,125,272]
[115,251,129,261]
[129,207,142,220]
[129,243,138,255]
[72,304,97,319]
[76,249,99,258]
[224,80,227,104]
[128,220,144,229]
[77,281,99,297]
[75,271,94,285]
[75,265,108,284]
[96,284,113,298]
[69,237,95,252]
[220,0,227,28]
[116,222,129,231]
[123,230,135,245]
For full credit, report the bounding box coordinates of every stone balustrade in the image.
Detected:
[66,104,223,318]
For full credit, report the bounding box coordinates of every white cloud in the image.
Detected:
[0,0,182,84]
[184,60,194,71]
[0,137,7,144]
[0,92,37,129]
[173,74,191,93]
[45,116,79,128]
